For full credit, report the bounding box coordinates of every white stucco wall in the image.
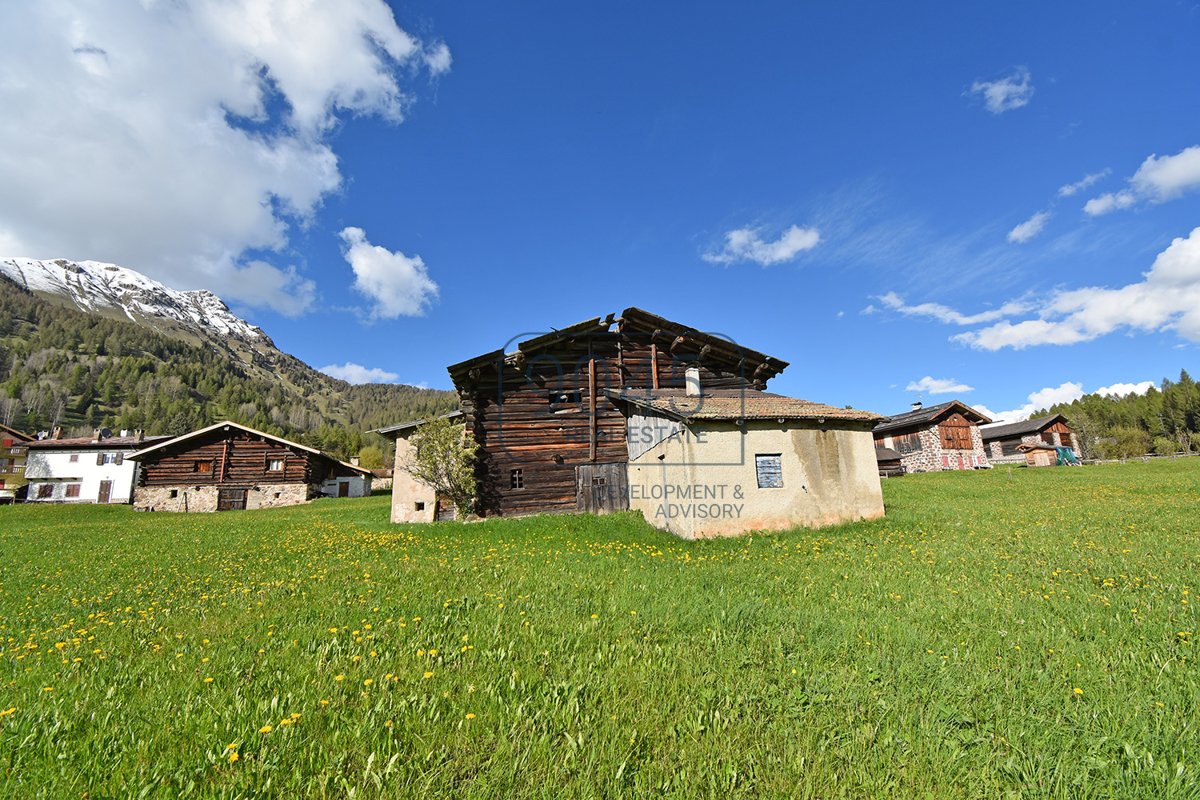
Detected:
[318,475,372,499]
[389,434,438,523]
[627,416,885,539]
[23,448,141,503]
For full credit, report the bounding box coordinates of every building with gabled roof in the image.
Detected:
[127,420,372,512]
[873,400,992,473]
[0,423,32,503]
[25,429,172,504]
[383,307,885,537]
[980,413,1080,464]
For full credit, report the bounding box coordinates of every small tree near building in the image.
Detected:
[404,417,477,518]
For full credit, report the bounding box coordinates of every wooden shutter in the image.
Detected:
[755,454,783,488]
[96,452,105,466]
[115,452,123,465]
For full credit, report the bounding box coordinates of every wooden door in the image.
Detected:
[217,488,247,511]
[337,481,350,498]
[576,463,629,514]
[97,480,112,504]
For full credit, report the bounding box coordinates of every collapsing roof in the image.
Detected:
[980,413,1070,441]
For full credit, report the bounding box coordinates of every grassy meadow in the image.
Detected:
[2,460,1199,798]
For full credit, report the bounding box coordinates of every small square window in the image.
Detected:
[169,489,178,499]
[65,484,81,498]
[267,458,284,472]
[415,501,425,511]
[69,453,79,463]
[37,484,54,499]
[194,461,213,473]
[510,469,524,489]
[755,454,783,489]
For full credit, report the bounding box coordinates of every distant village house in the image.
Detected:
[873,400,992,473]
[0,423,32,503]
[24,428,170,504]
[128,421,371,512]
[981,414,1080,465]
[378,411,463,523]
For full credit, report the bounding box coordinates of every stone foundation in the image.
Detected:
[134,483,314,512]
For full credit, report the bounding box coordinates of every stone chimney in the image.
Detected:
[349,456,361,466]
[92,428,102,442]
[134,429,144,442]
[51,426,62,440]
[685,366,702,397]
[911,401,923,412]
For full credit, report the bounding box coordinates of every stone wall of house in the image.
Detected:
[134,483,313,512]
[884,424,988,473]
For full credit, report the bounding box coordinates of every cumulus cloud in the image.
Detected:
[1007,211,1051,244]
[1095,381,1155,398]
[979,382,1085,424]
[1084,145,1200,215]
[979,380,1154,424]
[339,227,439,319]
[703,225,820,266]
[0,2,448,315]
[968,67,1034,114]
[906,376,975,395]
[1058,169,1110,197]
[319,362,401,384]
[878,292,1032,325]
[953,227,1200,349]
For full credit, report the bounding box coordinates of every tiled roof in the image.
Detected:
[980,414,1068,441]
[873,400,991,434]
[607,388,880,423]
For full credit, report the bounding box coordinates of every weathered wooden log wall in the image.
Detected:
[453,310,786,518]
[138,430,334,487]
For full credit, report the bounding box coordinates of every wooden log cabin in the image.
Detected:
[128,420,372,512]
[980,413,1081,464]
[446,307,790,518]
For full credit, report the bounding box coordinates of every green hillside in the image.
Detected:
[0,277,456,459]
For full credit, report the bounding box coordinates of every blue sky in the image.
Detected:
[2,1,1199,420]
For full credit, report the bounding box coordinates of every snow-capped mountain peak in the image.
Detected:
[0,257,269,345]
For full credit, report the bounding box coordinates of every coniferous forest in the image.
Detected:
[0,277,457,461]
[1041,372,1200,459]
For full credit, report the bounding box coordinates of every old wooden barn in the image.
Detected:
[387,307,885,537]
[128,420,372,512]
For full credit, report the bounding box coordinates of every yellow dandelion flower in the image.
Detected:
[204,677,214,684]
[319,699,330,706]
[1073,687,1083,696]
[384,719,393,728]
[363,679,374,686]
[228,751,239,763]
[334,674,345,682]
[42,687,53,693]
[423,671,434,679]
[465,713,476,720]
[259,725,273,734]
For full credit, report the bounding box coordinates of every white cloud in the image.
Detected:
[1058,170,1110,197]
[319,362,400,384]
[424,42,453,75]
[1007,211,1051,244]
[703,225,820,266]
[1084,145,1200,215]
[980,382,1085,424]
[878,292,1032,325]
[969,67,1034,114]
[953,226,1200,349]
[1095,380,1155,398]
[0,2,448,316]
[906,376,975,395]
[339,227,439,319]
[1083,190,1137,216]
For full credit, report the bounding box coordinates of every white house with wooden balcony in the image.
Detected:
[24,429,171,504]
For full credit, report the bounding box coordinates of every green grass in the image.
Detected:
[2,461,1199,798]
